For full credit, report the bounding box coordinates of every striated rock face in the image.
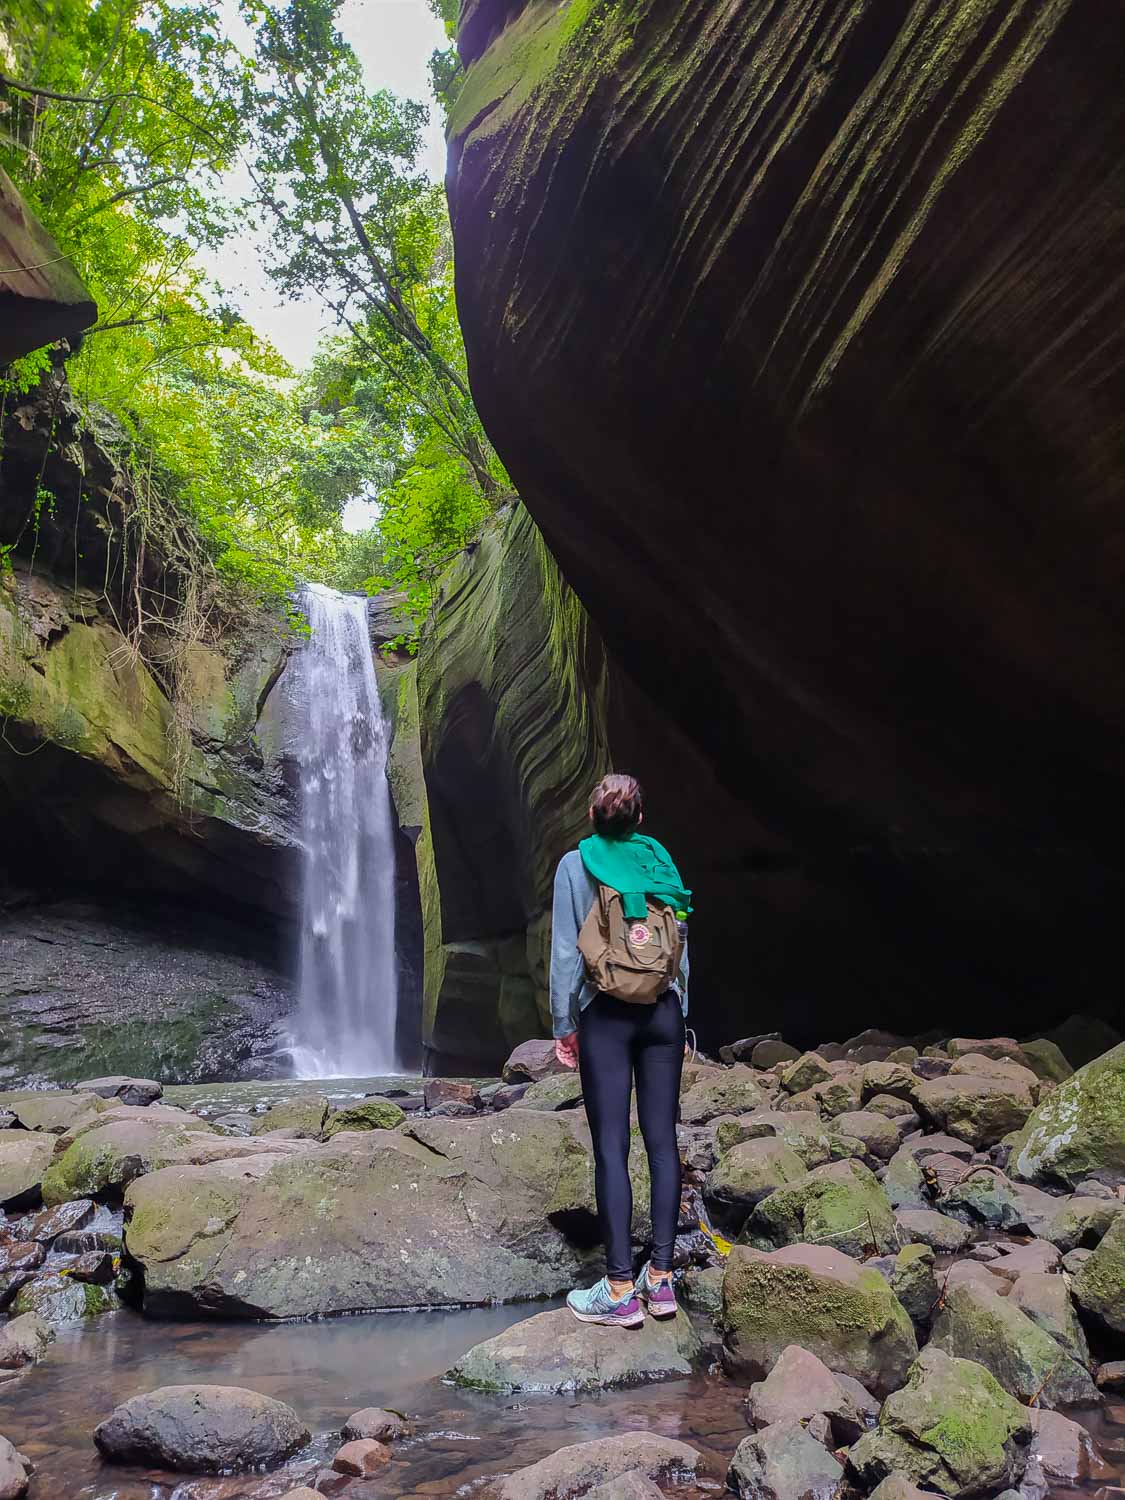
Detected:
[415,502,611,1068]
[448,0,1125,1045]
[0,168,96,361]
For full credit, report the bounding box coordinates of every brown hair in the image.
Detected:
[590,773,643,838]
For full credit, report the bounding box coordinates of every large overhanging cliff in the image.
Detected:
[446,0,1125,1043]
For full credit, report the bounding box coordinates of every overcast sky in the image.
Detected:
[201,0,448,373]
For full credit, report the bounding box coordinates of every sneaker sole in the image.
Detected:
[645,1304,677,1319]
[568,1307,645,1328]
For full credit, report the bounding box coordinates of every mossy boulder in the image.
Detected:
[1008,1041,1125,1188]
[11,1274,114,1323]
[0,1134,54,1210]
[1020,1039,1073,1085]
[891,1243,939,1323]
[830,1109,901,1161]
[727,1421,843,1500]
[914,1074,1034,1148]
[714,1110,834,1168]
[321,1099,406,1137]
[846,1347,1032,1497]
[251,1096,330,1138]
[1041,1194,1122,1252]
[780,1052,833,1094]
[518,1072,584,1112]
[448,1304,702,1392]
[703,1137,807,1233]
[746,1158,897,1258]
[722,1243,917,1394]
[1072,1211,1125,1335]
[680,1067,767,1124]
[930,1279,1098,1408]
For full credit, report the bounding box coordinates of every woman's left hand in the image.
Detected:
[555,1032,579,1069]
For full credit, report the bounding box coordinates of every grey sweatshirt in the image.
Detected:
[549,848,690,1039]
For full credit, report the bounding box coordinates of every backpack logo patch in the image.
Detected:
[629,922,651,947]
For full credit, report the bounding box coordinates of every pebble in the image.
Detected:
[332,1437,392,1475]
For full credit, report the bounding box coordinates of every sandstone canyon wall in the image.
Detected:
[446,0,1125,1046]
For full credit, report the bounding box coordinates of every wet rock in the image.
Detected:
[342,1408,414,1443]
[727,1420,843,1500]
[93,1384,309,1473]
[12,1273,113,1322]
[830,1110,901,1161]
[0,1242,45,1282]
[449,1304,701,1392]
[703,1138,807,1232]
[0,1313,53,1374]
[780,1053,834,1095]
[331,1437,390,1476]
[722,1242,917,1394]
[518,1073,584,1112]
[1010,1041,1125,1190]
[1008,1271,1090,1368]
[321,1099,405,1136]
[1020,1040,1073,1085]
[930,1278,1098,1408]
[1041,1194,1123,1251]
[914,1074,1034,1149]
[751,1039,800,1069]
[494,1433,704,1500]
[502,1039,566,1083]
[0,1435,33,1500]
[74,1076,162,1107]
[746,1343,875,1443]
[1073,1210,1125,1335]
[894,1208,971,1253]
[746,1158,897,1258]
[70,1251,114,1284]
[250,1096,330,1139]
[125,1111,620,1317]
[52,1228,120,1255]
[681,1265,724,1324]
[0,1135,54,1210]
[677,1124,720,1174]
[846,1346,1031,1497]
[4,1199,94,1243]
[1025,1407,1114,1486]
[680,1068,767,1124]
[891,1244,938,1324]
[423,1079,480,1111]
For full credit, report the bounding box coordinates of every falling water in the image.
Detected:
[288,583,400,1078]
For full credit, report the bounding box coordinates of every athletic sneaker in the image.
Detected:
[637,1261,677,1319]
[566,1276,645,1328]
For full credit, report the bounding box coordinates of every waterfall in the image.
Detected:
[288,583,400,1078]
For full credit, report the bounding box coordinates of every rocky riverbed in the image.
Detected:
[1,1024,1124,1499]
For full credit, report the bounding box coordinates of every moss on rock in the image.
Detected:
[1009,1042,1125,1189]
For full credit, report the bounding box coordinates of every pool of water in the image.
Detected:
[0,1301,749,1500]
[162,1077,491,1117]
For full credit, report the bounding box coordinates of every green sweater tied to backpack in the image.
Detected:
[578,833,692,921]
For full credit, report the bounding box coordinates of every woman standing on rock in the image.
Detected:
[551,772,691,1328]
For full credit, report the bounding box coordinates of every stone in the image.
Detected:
[746,1157,897,1259]
[0,1242,45,1282]
[846,1347,1031,1497]
[491,1083,531,1110]
[1044,1016,1123,1070]
[448,1304,702,1392]
[494,1433,704,1500]
[722,1242,917,1394]
[1021,1040,1074,1085]
[1096,1361,1125,1393]
[4,1200,95,1243]
[908,1133,976,1161]
[1041,1194,1123,1251]
[914,1074,1034,1148]
[715,1110,834,1168]
[69,1251,115,1284]
[586,1476,664,1500]
[1073,1211,1125,1335]
[830,1110,900,1160]
[680,1067,767,1124]
[74,1076,163,1107]
[0,165,96,361]
[423,1079,482,1112]
[786,1078,861,1119]
[746,1343,876,1444]
[727,1420,843,1500]
[861,1062,918,1103]
[503,1038,566,1083]
[331,1438,391,1476]
[884,1148,930,1211]
[929,1278,1098,1408]
[866,1478,932,1500]
[94,1384,310,1473]
[52,1228,121,1255]
[1025,1407,1114,1486]
[250,1096,330,1138]
[12,1274,113,1323]
[0,1313,53,1372]
[1009,1042,1125,1188]
[342,1408,414,1443]
[780,1052,834,1094]
[681,1264,724,1323]
[940,1168,1055,1233]
[947,1038,1029,1065]
[986,1239,1060,1282]
[751,1039,800,1069]
[912,1056,955,1081]
[1062,1247,1092,1274]
[0,1434,32,1500]
[703,1137,808,1231]
[949,1053,1041,1099]
[0,1135,54,1210]
[721,1034,783,1064]
[894,1208,971,1253]
[891,1244,939,1324]
[866,1094,917,1120]
[1008,1271,1090,1368]
[943,1261,1010,1295]
[321,1098,406,1136]
[278,1491,321,1500]
[124,1111,632,1317]
[518,1072,584,1111]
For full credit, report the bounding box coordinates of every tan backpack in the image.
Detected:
[578,884,683,1002]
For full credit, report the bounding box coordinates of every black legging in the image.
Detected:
[578,990,685,1280]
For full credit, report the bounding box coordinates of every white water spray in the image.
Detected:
[288,584,400,1078]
